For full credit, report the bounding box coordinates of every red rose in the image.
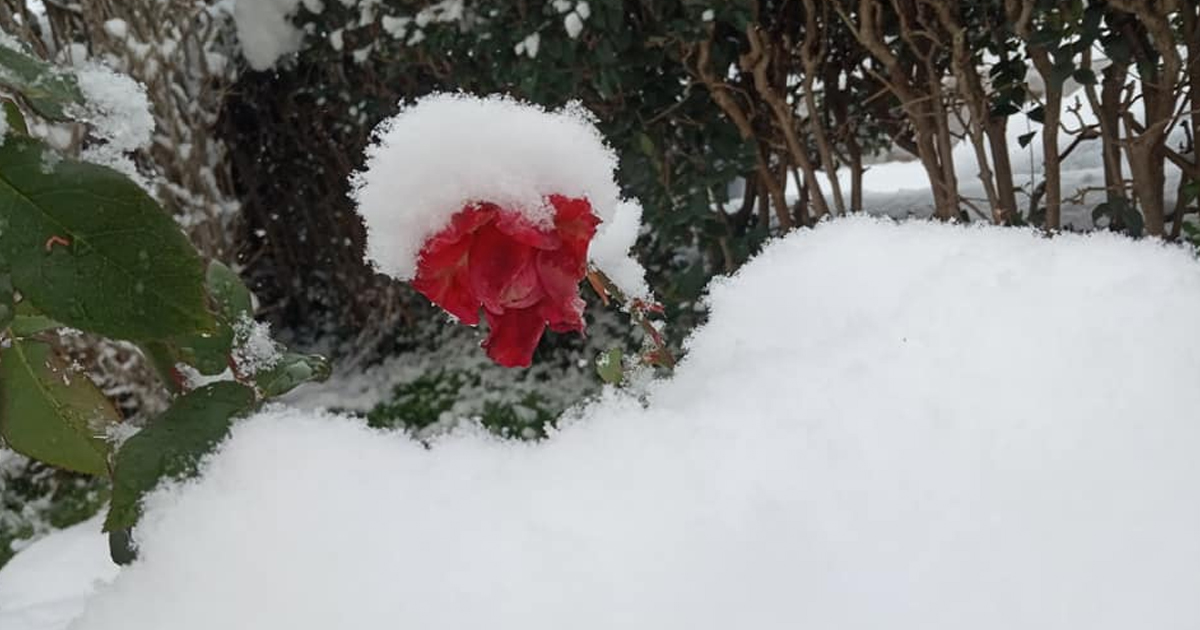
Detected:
[412,195,600,367]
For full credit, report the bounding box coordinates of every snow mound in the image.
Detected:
[0,518,117,630]
[232,0,312,71]
[66,218,1200,629]
[352,93,622,281]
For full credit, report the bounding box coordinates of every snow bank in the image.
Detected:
[352,93,623,282]
[22,218,1200,630]
[0,518,117,630]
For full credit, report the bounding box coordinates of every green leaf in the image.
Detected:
[0,254,12,330]
[206,261,253,321]
[0,339,118,476]
[1017,131,1038,148]
[1072,68,1097,85]
[1027,105,1046,124]
[1079,5,1104,44]
[255,352,331,398]
[0,44,85,121]
[9,301,64,336]
[1049,60,1076,89]
[1028,27,1061,48]
[104,382,256,533]
[990,99,1021,118]
[637,133,656,157]
[138,341,183,395]
[0,136,213,340]
[2,100,28,135]
[145,320,234,377]
[108,528,137,566]
[1182,180,1200,205]
[596,347,624,384]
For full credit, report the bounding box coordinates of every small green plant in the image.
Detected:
[367,369,562,440]
[0,455,108,567]
[0,42,329,564]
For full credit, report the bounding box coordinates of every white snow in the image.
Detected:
[72,65,153,153]
[230,315,282,377]
[564,12,584,39]
[0,517,118,630]
[66,63,154,187]
[352,93,622,281]
[589,200,649,298]
[231,0,305,71]
[818,83,1192,227]
[101,19,127,41]
[514,32,540,59]
[19,217,1200,630]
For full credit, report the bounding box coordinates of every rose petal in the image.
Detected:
[541,295,586,333]
[495,209,561,250]
[424,203,497,252]
[482,307,547,368]
[413,234,479,325]
[549,195,601,259]
[535,246,587,300]
[468,224,542,313]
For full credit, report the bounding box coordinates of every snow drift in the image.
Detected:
[28,218,1200,629]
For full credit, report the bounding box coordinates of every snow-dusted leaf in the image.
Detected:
[0,136,213,340]
[105,382,257,534]
[255,352,330,398]
[0,44,84,121]
[0,338,118,476]
[145,320,234,378]
[595,347,624,384]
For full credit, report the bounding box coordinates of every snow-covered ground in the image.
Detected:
[0,518,117,630]
[4,217,1199,629]
[811,85,1191,229]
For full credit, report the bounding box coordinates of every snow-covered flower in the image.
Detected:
[413,195,599,367]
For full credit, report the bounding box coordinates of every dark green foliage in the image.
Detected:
[0,136,214,341]
[0,339,120,476]
[105,382,257,534]
[0,43,84,121]
[255,352,332,398]
[0,458,109,568]
[367,369,563,440]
